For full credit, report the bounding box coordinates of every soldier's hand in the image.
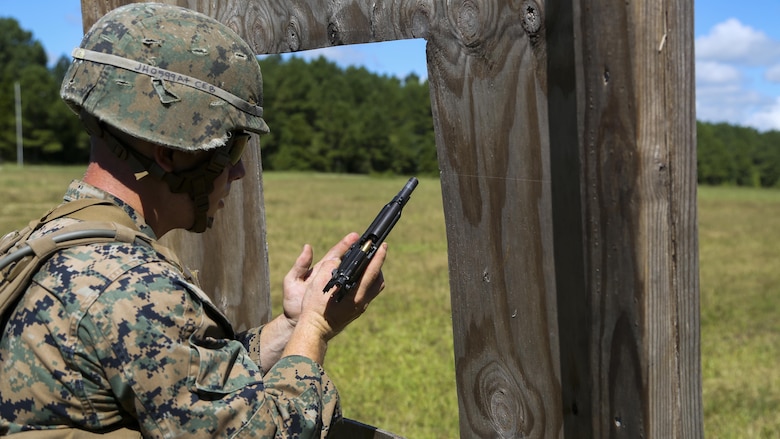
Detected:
[298,233,386,342]
[282,244,314,326]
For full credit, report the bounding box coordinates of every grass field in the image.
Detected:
[1,165,778,438]
[698,186,780,438]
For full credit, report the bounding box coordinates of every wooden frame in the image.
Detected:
[81,1,703,437]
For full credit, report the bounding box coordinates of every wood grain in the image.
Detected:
[427,1,564,436]
[574,0,702,437]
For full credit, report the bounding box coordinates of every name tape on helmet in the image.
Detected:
[71,48,264,118]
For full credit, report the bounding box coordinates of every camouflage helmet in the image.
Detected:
[60,3,269,152]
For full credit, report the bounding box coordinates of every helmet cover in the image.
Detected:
[60,3,269,152]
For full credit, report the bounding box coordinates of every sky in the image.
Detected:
[2,0,780,132]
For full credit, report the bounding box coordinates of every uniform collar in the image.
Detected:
[63,180,157,240]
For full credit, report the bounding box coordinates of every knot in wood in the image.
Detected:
[474,360,530,437]
[328,22,343,46]
[223,17,243,42]
[243,4,272,54]
[521,1,542,36]
[455,0,483,48]
[411,8,431,39]
[287,17,301,51]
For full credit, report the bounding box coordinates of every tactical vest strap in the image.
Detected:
[59,198,138,231]
[55,201,185,272]
[1,198,185,322]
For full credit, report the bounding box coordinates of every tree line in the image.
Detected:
[0,18,89,164]
[2,17,780,185]
[257,55,438,175]
[697,121,780,187]
[0,17,438,175]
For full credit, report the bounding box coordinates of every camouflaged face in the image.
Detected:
[60,3,269,152]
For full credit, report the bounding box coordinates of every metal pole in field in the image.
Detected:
[14,81,23,167]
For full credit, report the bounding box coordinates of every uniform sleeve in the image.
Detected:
[80,261,341,438]
[235,326,264,372]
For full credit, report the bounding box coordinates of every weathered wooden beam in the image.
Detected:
[426,0,564,437]
[81,0,430,50]
[550,0,703,437]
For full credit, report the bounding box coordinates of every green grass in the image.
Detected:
[261,173,456,437]
[698,186,780,438]
[0,165,85,233]
[2,167,779,438]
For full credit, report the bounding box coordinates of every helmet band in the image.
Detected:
[71,48,264,118]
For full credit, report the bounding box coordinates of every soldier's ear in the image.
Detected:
[153,146,176,173]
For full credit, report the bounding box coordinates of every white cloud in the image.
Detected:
[696,61,742,84]
[766,64,780,83]
[695,19,780,131]
[696,18,780,66]
[696,86,766,126]
[745,97,780,131]
[294,46,371,68]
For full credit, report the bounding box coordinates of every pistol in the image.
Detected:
[324,177,418,302]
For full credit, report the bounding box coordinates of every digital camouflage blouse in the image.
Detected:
[0,181,340,438]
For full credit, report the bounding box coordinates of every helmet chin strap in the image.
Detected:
[83,113,229,233]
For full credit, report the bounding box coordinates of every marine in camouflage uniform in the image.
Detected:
[1,181,339,437]
[0,4,385,438]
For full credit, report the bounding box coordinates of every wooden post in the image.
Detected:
[426,1,565,436]
[549,0,702,437]
[80,1,703,437]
